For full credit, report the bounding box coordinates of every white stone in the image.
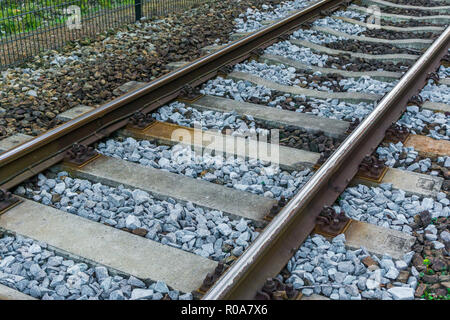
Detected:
[395,261,407,271]
[366,279,379,290]
[432,241,445,250]
[54,182,65,194]
[441,231,450,243]
[385,267,399,280]
[131,289,154,300]
[125,215,141,229]
[217,223,232,236]
[388,287,414,300]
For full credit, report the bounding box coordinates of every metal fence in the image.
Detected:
[0,0,206,67]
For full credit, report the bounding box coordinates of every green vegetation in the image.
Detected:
[423,258,431,269]
[0,0,134,38]
[423,258,435,275]
[421,287,450,301]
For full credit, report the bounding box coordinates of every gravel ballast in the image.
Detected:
[234,0,316,33]
[0,232,189,300]
[362,28,440,40]
[438,65,450,79]
[265,40,411,73]
[377,141,449,178]
[201,77,375,121]
[291,29,348,44]
[152,101,341,153]
[371,18,445,28]
[377,7,449,17]
[312,16,367,35]
[297,19,423,54]
[420,80,450,105]
[280,233,418,300]
[265,41,330,67]
[334,10,368,21]
[334,8,444,28]
[312,15,439,40]
[18,171,260,261]
[153,101,269,137]
[325,39,421,55]
[233,60,397,94]
[97,137,314,201]
[386,0,448,6]
[397,105,449,141]
[336,183,449,233]
[409,214,449,300]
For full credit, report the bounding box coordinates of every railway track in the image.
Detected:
[0,0,449,301]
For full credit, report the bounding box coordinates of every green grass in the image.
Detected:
[0,0,135,38]
[0,0,204,39]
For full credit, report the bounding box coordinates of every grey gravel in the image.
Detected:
[397,105,449,141]
[420,79,450,105]
[291,29,346,45]
[282,234,416,300]
[152,101,269,137]
[233,60,396,95]
[20,171,260,261]
[437,65,450,79]
[201,77,375,122]
[201,77,273,102]
[312,16,367,35]
[233,0,315,33]
[377,142,435,174]
[387,287,414,300]
[97,137,314,202]
[0,233,182,300]
[233,61,301,86]
[333,9,368,21]
[335,184,449,233]
[265,41,330,68]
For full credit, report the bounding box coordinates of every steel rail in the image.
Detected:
[0,0,347,190]
[203,26,450,300]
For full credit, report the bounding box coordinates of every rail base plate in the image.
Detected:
[126,120,159,133]
[384,132,410,144]
[355,166,388,184]
[0,197,22,216]
[313,164,388,183]
[313,219,353,238]
[62,153,102,169]
[177,94,205,104]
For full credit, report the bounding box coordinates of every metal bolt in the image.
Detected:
[199,273,215,292]
[262,278,277,295]
[269,205,280,218]
[214,261,225,277]
[0,189,12,202]
[285,283,298,299]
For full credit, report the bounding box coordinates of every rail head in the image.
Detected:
[202,26,450,300]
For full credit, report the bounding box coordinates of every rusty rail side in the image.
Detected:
[0,0,347,190]
[203,26,450,300]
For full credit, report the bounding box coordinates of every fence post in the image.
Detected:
[135,0,142,21]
